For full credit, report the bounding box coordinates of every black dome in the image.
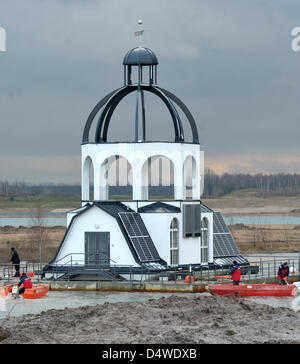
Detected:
[123,47,158,65]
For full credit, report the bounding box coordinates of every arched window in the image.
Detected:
[201,218,209,263]
[141,155,175,200]
[170,218,179,266]
[99,155,132,200]
[82,156,94,201]
[183,155,196,200]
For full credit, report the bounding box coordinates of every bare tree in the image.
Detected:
[29,200,49,266]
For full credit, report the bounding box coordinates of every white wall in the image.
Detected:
[141,213,180,265]
[141,210,214,266]
[55,206,139,267]
[81,142,202,201]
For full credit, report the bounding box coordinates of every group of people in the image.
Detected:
[229,260,290,285]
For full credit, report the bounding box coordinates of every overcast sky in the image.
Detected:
[1,0,300,183]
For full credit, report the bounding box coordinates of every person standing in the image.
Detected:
[229,260,241,286]
[10,247,20,277]
[277,262,289,285]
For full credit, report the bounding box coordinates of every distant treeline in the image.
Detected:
[0,180,81,196]
[204,169,300,197]
[1,170,300,197]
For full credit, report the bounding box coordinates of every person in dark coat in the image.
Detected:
[229,260,241,286]
[10,247,20,277]
[277,262,289,285]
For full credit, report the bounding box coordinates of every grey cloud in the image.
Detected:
[0,0,300,182]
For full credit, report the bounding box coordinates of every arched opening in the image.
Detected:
[141,155,175,200]
[82,156,94,201]
[201,218,209,263]
[170,218,179,266]
[183,155,196,200]
[99,155,132,200]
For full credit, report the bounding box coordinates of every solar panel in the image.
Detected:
[118,212,161,263]
[213,212,230,234]
[213,212,240,257]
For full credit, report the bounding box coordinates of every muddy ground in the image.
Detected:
[0,295,299,344]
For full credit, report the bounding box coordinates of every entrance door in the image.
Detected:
[85,232,110,267]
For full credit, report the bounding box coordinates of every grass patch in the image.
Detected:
[0,194,81,210]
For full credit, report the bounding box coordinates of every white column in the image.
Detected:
[93,163,100,200]
[192,153,201,200]
[174,159,183,200]
[82,156,91,201]
[133,160,143,200]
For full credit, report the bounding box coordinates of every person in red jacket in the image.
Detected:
[17,273,32,295]
[277,262,289,285]
[229,261,241,286]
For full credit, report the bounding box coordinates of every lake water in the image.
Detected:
[1,214,300,227]
[0,291,196,319]
[1,290,299,319]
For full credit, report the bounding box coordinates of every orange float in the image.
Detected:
[21,284,49,299]
[208,284,296,297]
[0,284,48,299]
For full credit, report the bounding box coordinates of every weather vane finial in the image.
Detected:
[134,20,144,47]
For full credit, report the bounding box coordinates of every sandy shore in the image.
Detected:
[202,197,300,215]
[0,295,299,344]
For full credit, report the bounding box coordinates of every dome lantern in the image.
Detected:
[123,47,158,86]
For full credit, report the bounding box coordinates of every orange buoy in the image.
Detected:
[0,284,48,299]
[21,284,49,299]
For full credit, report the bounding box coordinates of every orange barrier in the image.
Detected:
[216,275,231,279]
[0,284,48,299]
[184,275,194,283]
[0,285,12,298]
[21,284,49,299]
[208,284,296,297]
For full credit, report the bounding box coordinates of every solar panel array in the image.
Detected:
[213,212,240,257]
[213,212,230,234]
[118,212,161,263]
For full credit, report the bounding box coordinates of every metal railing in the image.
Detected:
[0,261,43,283]
[193,257,300,284]
[2,256,299,285]
[45,253,134,281]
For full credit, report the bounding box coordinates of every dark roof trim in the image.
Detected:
[94,85,184,143]
[138,201,181,213]
[200,202,214,213]
[82,85,198,144]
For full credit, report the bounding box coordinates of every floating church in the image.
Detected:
[44,43,249,280]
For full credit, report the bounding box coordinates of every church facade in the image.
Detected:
[44,46,248,280]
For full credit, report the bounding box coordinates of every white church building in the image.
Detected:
[44,46,248,280]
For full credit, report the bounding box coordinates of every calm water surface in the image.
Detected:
[1,290,299,319]
[1,215,300,226]
[0,291,196,319]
